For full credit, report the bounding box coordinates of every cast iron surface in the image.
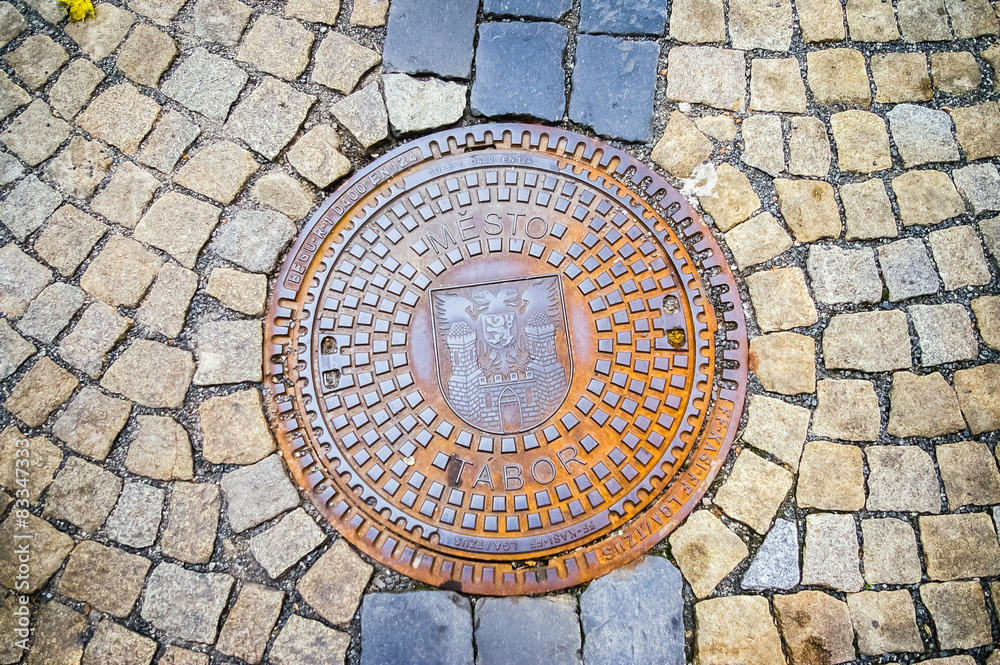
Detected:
[265,124,748,595]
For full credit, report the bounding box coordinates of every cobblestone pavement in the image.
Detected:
[1,0,999,663]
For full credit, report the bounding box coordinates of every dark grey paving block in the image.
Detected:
[383,0,479,79]
[568,35,659,142]
[361,591,474,665]
[579,0,668,35]
[483,0,571,19]
[474,596,582,665]
[580,555,685,665]
[471,22,568,122]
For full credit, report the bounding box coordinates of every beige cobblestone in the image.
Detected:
[972,295,1000,350]
[802,513,862,592]
[846,0,900,41]
[788,116,831,177]
[312,32,380,94]
[77,83,160,156]
[34,205,107,277]
[741,394,810,470]
[931,51,982,95]
[250,508,328,578]
[52,386,131,461]
[698,163,761,232]
[694,596,786,665]
[81,236,161,308]
[952,364,1000,435]
[82,620,156,665]
[298,539,373,624]
[774,179,841,242]
[25,601,86,665]
[861,517,922,585]
[872,52,932,103]
[740,114,784,177]
[651,111,713,179]
[773,591,855,665]
[724,212,793,270]
[270,615,350,665]
[252,171,315,220]
[134,192,221,269]
[893,170,965,227]
[125,415,194,481]
[4,356,77,428]
[714,450,793,534]
[841,178,897,239]
[90,162,161,229]
[950,102,1000,161]
[746,267,819,332]
[887,371,966,438]
[669,510,748,598]
[797,0,846,42]
[116,23,176,88]
[831,110,892,173]
[200,389,275,465]
[160,482,220,564]
[937,441,1000,509]
[49,58,104,120]
[44,137,112,200]
[64,3,134,60]
[812,379,880,441]
[237,15,314,81]
[217,583,285,663]
[866,445,942,513]
[43,456,122,532]
[59,301,133,378]
[0,513,73,592]
[174,140,259,205]
[945,0,999,37]
[1,100,71,166]
[921,582,993,649]
[823,310,911,373]
[920,512,1000,580]
[807,49,870,106]
[136,263,198,339]
[748,331,815,395]
[728,0,792,51]
[58,540,150,618]
[898,0,952,42]
[929,225,991,290]
[206,267,267,316]
[797,441,865,511]
[847,590,924,656]
[101,339,195,408]
[665,46,746,112]
[668,0,725,43]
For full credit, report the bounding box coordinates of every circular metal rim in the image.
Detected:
[264,123,749,595]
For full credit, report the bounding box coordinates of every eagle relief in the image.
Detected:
[430,274,572,434]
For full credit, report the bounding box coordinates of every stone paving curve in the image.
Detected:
[0,0,999,662]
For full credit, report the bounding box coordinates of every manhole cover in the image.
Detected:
[265,124,748,595]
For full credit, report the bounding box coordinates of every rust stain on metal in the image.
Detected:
[265,125,748,595]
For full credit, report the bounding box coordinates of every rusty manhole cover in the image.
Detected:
[265,124,748,595]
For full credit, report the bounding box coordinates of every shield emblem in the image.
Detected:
[430,274,572,434]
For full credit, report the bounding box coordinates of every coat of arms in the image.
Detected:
[430,274,572,434]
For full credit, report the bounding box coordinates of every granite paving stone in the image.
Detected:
[211,208,296,273]
[116,24,176,88]
[724,212,793,270]
[101,339,195,408]
[812,379,881,441]
[383,0,478,79]
[841,179,897,239]
[472,22,567,123]
[351,0,388,24]
[938,441,1000,509]
[0,513,73,592]
[911,303,978,366]
[134,192,220,269]
[668,510,748,598]
[25,601,87,665]
[58,301,133,379]
[788,116,831,177]
[831,110,892,173]
[34,205,107,277]
[823,310,912,372]
[0,176,62,242]
[898,0,952,41]
[861,517,922,585]
[78,83,160,156]
[297,539,373,624]
[141,563,234,643]
[920,512,1000,580]
[741,518,799,591]
[806,245,882,305]
[888,104,960,167]
[236,15,314,81]
[81,236,161,307]
[921,582,992,649]
[929,225,991,290]
[698,163,761,231]
[192,320,262,385]
[953,163,1000,213]
[477,595,582,665]
[0,149,23,186]
[0,100,71,167]
[483,0,571,19]
[43,456,122,532]
[669,0,726,43]
[159,647,209,665]
[125,415,194,481]
[728,0,793,51]
[360,591,473,665]
[802,513,863,592]
[200,388,275,464]
[332,82,390,149]
[740,114,784,176]
[848,591,924,656]
[216,583,285,664]
[0,426,61,501]
[191,0,252,46]
[0,321,33,381]
[872,52,933,103]
[931,51,982,95]
[846,0,900,41]
[952,364,1000,435]
[221,454,300,532]
[4,35,68,91]
[129,0,188,25]
[807,48,870,106]
[3,356,76,427]
[665,46,746,112]
[161,48,248,122]
[579,0,667,35]
[105,481,164,548]
[160,482,220,564]
[797,0,846,41]
[90,161,161,228]
[748,331,815,395]
[0,71,29,121]
[136,263,199,338]
[714,450,793,534]
[797,441,866,511]
[205,267,267,315]
[887,371,966,437]
[226,77,315,159]
[972,295,1000,349]
[81,620,156,665]
[981,215,1000,260]
[750,58,807,114]
[312,32,380,95]
[64,3,134,60]
[945,0,999,37]
[651,111,713,179]
[949,102,1000,161]
[0,2,25,48]
[746,267,819,332]
[52,386,131,460]
[773,591,855,665]
[287,125,351,188]
[569,36,657,142]
[740,394,810,469]
[48,58,105,120]
[383,73,467,134]
[58,540,150,617]
[878,239,941,300]
[250,508,327,578]
[867,445,942,512]
[271,615,350,665]
[44,137,112,200]
[983,43,1000,90]
[252,171,315,220]
[174,140,259,204]
[774,179,842,242]
[285,0,340,23]
[694,596,786,665]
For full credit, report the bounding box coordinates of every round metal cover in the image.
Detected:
[265,124,748,595]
